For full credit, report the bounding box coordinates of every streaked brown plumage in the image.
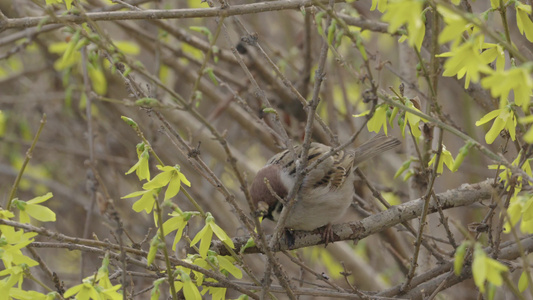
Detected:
[250,135,400,234]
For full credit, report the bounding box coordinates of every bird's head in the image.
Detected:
[250,165,288,220]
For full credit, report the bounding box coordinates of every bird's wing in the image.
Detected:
[266,142,355,192]
[327,149,354,190]
[300,143,335,190]
[268,143,352,191]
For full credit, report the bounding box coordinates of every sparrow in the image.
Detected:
[250,135,400,244]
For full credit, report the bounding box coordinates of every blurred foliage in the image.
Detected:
[1,0,533,299]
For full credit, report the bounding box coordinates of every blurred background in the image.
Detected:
[1,0,532,298]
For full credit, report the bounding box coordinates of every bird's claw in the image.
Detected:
[322,223,335,247]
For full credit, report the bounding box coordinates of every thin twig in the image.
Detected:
[1,0,343,30]
[401,129,445,291]
[6,114,46,210]
[80,43,98,280]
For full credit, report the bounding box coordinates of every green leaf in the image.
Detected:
[123,190,157,213]
[481,66,533,110]
[367,104,389,135]
[122,190,146,199]
[522,158,533,178]
[181,43,204,62]
[353,110,370,118]
[143,169,173,190]
[334,28,345,48]
[135,98,160,107]
[45,0,63,5]
[147,235,162,265]
[208,218,235,249]
[520,217,533,234]
[472,245,488,292]
[262,107,277,114]
[315,11,326,34]
[14,193,56,223]
[370,0,387,12]
[327,21,336,45]
[114,41,141,55]
[190,258,208,286]
[190,223,213,257]
[204,68,218,85]
[485,258,508,286]
[394,159,412,180]
[64,283,84,298]
[193,91,203,107]
[162,213,189,251]
[240,236,256,254]
[123,66,132,77]
[61,30,81,66]
[165,172,182,200]
[0,110,5,137]
[137,151,151,181]
[64,0,74,9]
[218,256,242,279]
[402,99,427,138]
[490,0,500,9]
[151,278,165,300]
[88,63,107,95]
[503,196,522,233]
[522,113,533,142]
[382,0,425,50]
[428,146,455,173]
[452,142,473,172]
[521,115,533,123]
[454,242,467,275]
[125,148,150,181]
[173,281,184,294]
[516,3,533,43]
[389,106,399,126]
[24,204,56,222]
[472,244,508,293]
[475,107,517,144]
[64,282,99,300]
[487,283,496,300]
[480,43,505,71]
[525,127,533,144]
[178,271,202,300]
[179,170,191,187]
[438,39,492,88]
[143,165,190,200]
[522,196,533,223]
[212,46,219,64]
[9,289,54,300]
[27,192,53,204]
[519,271,529,292]
[190,26,213,43]
[205,286,226,300]
[199,227,213,258]
[121,116,138,128]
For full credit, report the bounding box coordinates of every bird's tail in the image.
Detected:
[351,134,401,166]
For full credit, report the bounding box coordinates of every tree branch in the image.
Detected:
[379,235,533,299]
[0,0,343,30]
[212,180,499,254]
